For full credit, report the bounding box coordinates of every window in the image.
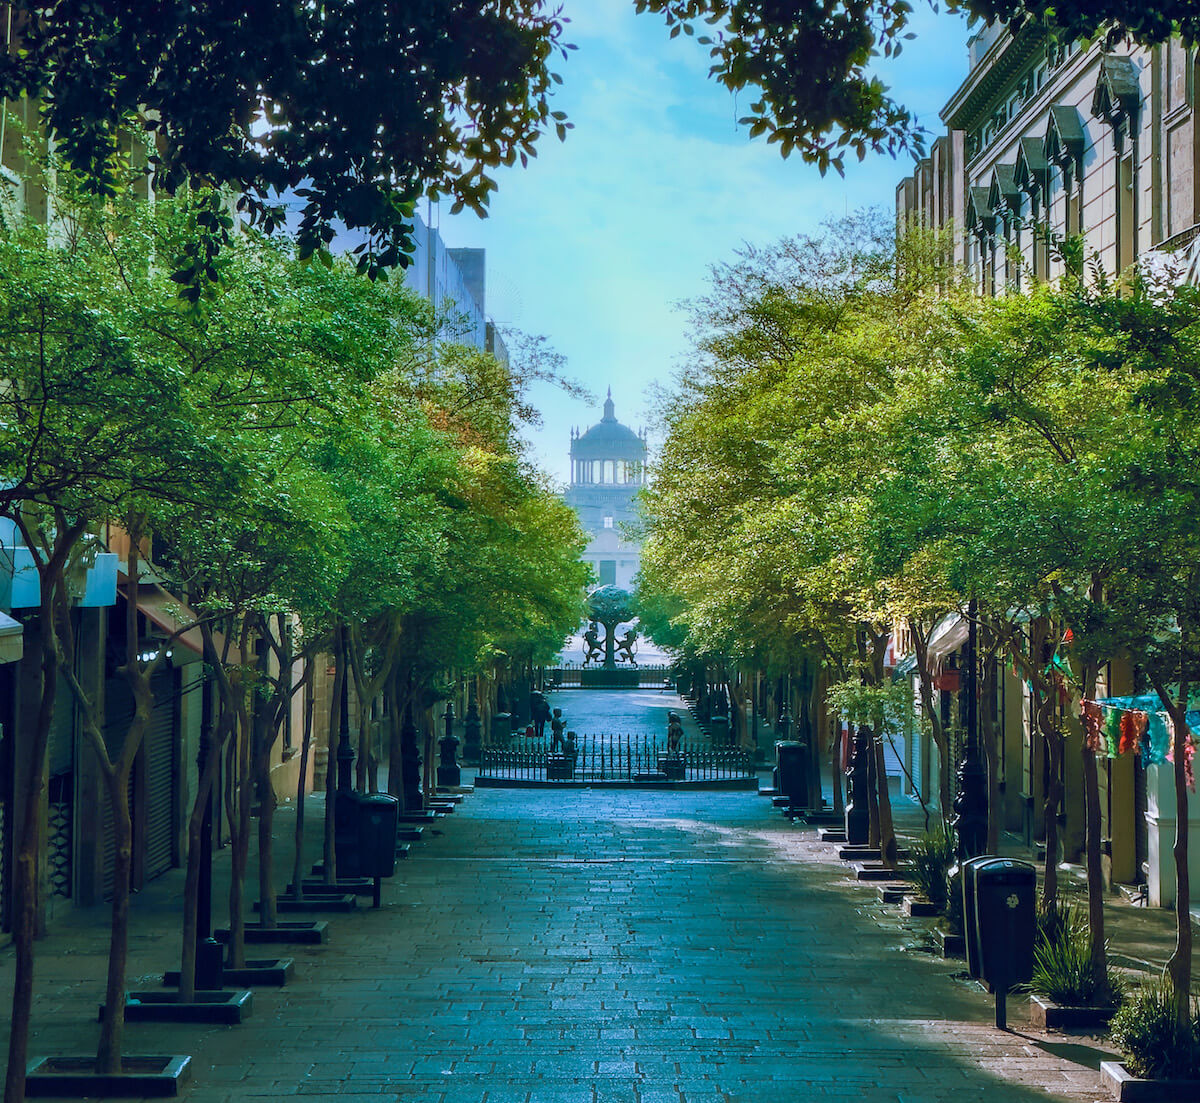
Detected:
[603,516,614,529]
[599,561,616,586]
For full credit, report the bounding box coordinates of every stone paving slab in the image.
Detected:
[1,785,1123,1102]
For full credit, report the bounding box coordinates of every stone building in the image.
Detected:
[894,26,1200,909]
[563,391,648,591]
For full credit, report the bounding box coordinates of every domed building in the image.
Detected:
[563,389,648,590]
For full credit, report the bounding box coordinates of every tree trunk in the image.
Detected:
[95,772,133,1073]
[1038,698,1063,912]
[322,630,345,884]
[866,731,880,849]
[1153,665,1193,1029]
[872,725,899,868]
[980,656,1002,854]
[910,619,952,820]
[290,668,316,902]
[1079,660,1107,985]
[830,713,844,816]
[177,754,217,1003]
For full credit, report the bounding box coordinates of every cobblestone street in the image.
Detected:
[3,774,1120,1102]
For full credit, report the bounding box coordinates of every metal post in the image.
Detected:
[953,600,987,863]
[437,701,461,788]
[463,680,482,763]
[336,642,353,793]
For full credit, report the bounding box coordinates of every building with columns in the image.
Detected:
[563,391,648,590]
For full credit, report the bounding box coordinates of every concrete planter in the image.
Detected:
[903,895,941,918]
[215,920,329,945]
[102,990,253,1025]
[1101,1061,1200,1101]
[163,958,294,987]
[1029,995,1116,1030]
[932,927,965,958]
[25,1055,191,1097]
[254,895,357,913]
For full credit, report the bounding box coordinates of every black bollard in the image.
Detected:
[463,683,482,762]
[438,702,461,788]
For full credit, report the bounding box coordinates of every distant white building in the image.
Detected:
[562,390,647,590]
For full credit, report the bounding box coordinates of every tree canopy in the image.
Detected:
[2,0,1194,268]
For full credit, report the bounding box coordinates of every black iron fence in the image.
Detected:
[477,734,754,783]
[546,665,673,690]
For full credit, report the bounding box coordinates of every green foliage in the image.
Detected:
[588,585,634,628]
[1030,904,1124,1008]
[0,1,573,279]
[910,828,955,909]
[1110,980,1200,1081]
[827,679,916,738]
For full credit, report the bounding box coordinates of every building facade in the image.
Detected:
[563,391,648,591]
[894,28,1200,909]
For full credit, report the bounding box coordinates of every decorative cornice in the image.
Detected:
[943,24,1049,132]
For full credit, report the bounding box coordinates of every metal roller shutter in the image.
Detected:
[143,670,177,881]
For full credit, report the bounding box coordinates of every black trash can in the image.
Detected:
[775,740,808,810]
[334,791,400,879]
[356,793,400,879]
[972,857,1037,994]
[960,854,995,982]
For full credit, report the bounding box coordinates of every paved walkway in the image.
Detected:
[538,688,707,745]
[1,783,1124,1102]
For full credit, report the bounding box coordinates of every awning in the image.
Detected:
[119,574,242,665]
[891,653,918,682]
[0,611,22,664]
[928,614,969,673]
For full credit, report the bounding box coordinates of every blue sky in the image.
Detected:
[435,1,973,483]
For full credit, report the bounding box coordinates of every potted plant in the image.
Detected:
[1028,904,1124,1029]
[1103,980,1200,1100]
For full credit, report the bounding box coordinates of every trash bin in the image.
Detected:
[334,791,400,879]
[775,740,808,809]
[355,793,400,879]
[972,857,1037,994]
[960,854,995,982]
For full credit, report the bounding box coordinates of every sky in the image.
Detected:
[434,1,974,485]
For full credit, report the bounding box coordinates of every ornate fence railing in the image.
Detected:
[545,664,673,690]
[477,734,755,783]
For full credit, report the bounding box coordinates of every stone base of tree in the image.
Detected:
[856,863,909,882]
[25,1055,191,1097]
[1101,1061,1200,1101]
[877,883,909,904]
[801,810,844,826]
[253,895,357,913]
[290,878,378,896]
[932,928,964,958]
[215,921,328,944]
[903,896,941,918]
[838,846,911,862]
[101,990,253,1025]
[819,828,848,843]
[163,958,293,987]
[1029,995,1116,1030]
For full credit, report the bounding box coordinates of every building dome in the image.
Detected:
[570,390,647,461]
[562,388,647,591]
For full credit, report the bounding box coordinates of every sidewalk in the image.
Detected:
[872,792,1198,992]
[0,777,1192,1101]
